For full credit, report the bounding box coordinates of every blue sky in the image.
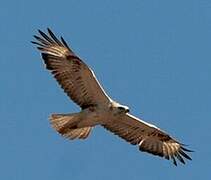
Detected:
[1,0,210,179]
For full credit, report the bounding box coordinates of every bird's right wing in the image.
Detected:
[103,113,192,165]
[32,29,111,108]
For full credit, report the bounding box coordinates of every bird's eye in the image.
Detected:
[118,106,129,113]
[118,107,125,111]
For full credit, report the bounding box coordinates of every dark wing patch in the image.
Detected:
[103,114,192,166]
[32,28,110,108]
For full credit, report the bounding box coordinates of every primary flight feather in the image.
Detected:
[32,28,192,166]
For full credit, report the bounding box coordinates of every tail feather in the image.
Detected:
[64,127,92,140]
[50,113,92,140]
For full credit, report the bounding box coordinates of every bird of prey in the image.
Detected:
[32,28,192,166]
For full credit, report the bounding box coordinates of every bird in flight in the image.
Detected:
[32,28,192,166]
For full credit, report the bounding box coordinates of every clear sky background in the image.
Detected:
[1,0,210,179]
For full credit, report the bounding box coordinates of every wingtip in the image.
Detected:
[38,29,43,35]
[47,27,53,35]
[181,146,194,153]
[60,36,72,51]
[31,40,42,46]
[179,149,192,161]
[38,29,48,38]
[176,153,186,164]
[179,142,194,152]
[33,35,40,40]
[171,156,177,166]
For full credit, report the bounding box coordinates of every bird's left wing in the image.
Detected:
[103,113,192,165]
[32,29,111,108]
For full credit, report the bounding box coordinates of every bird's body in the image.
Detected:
[76,102,126,127]
[32,29,192,166]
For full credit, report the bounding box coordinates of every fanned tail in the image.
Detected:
[50,113,92,140]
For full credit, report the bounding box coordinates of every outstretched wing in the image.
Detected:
[103,113,192,165]
[32,28,111,109]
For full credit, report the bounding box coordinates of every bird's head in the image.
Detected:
[117,105,130,113]
[109,101,130,114]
